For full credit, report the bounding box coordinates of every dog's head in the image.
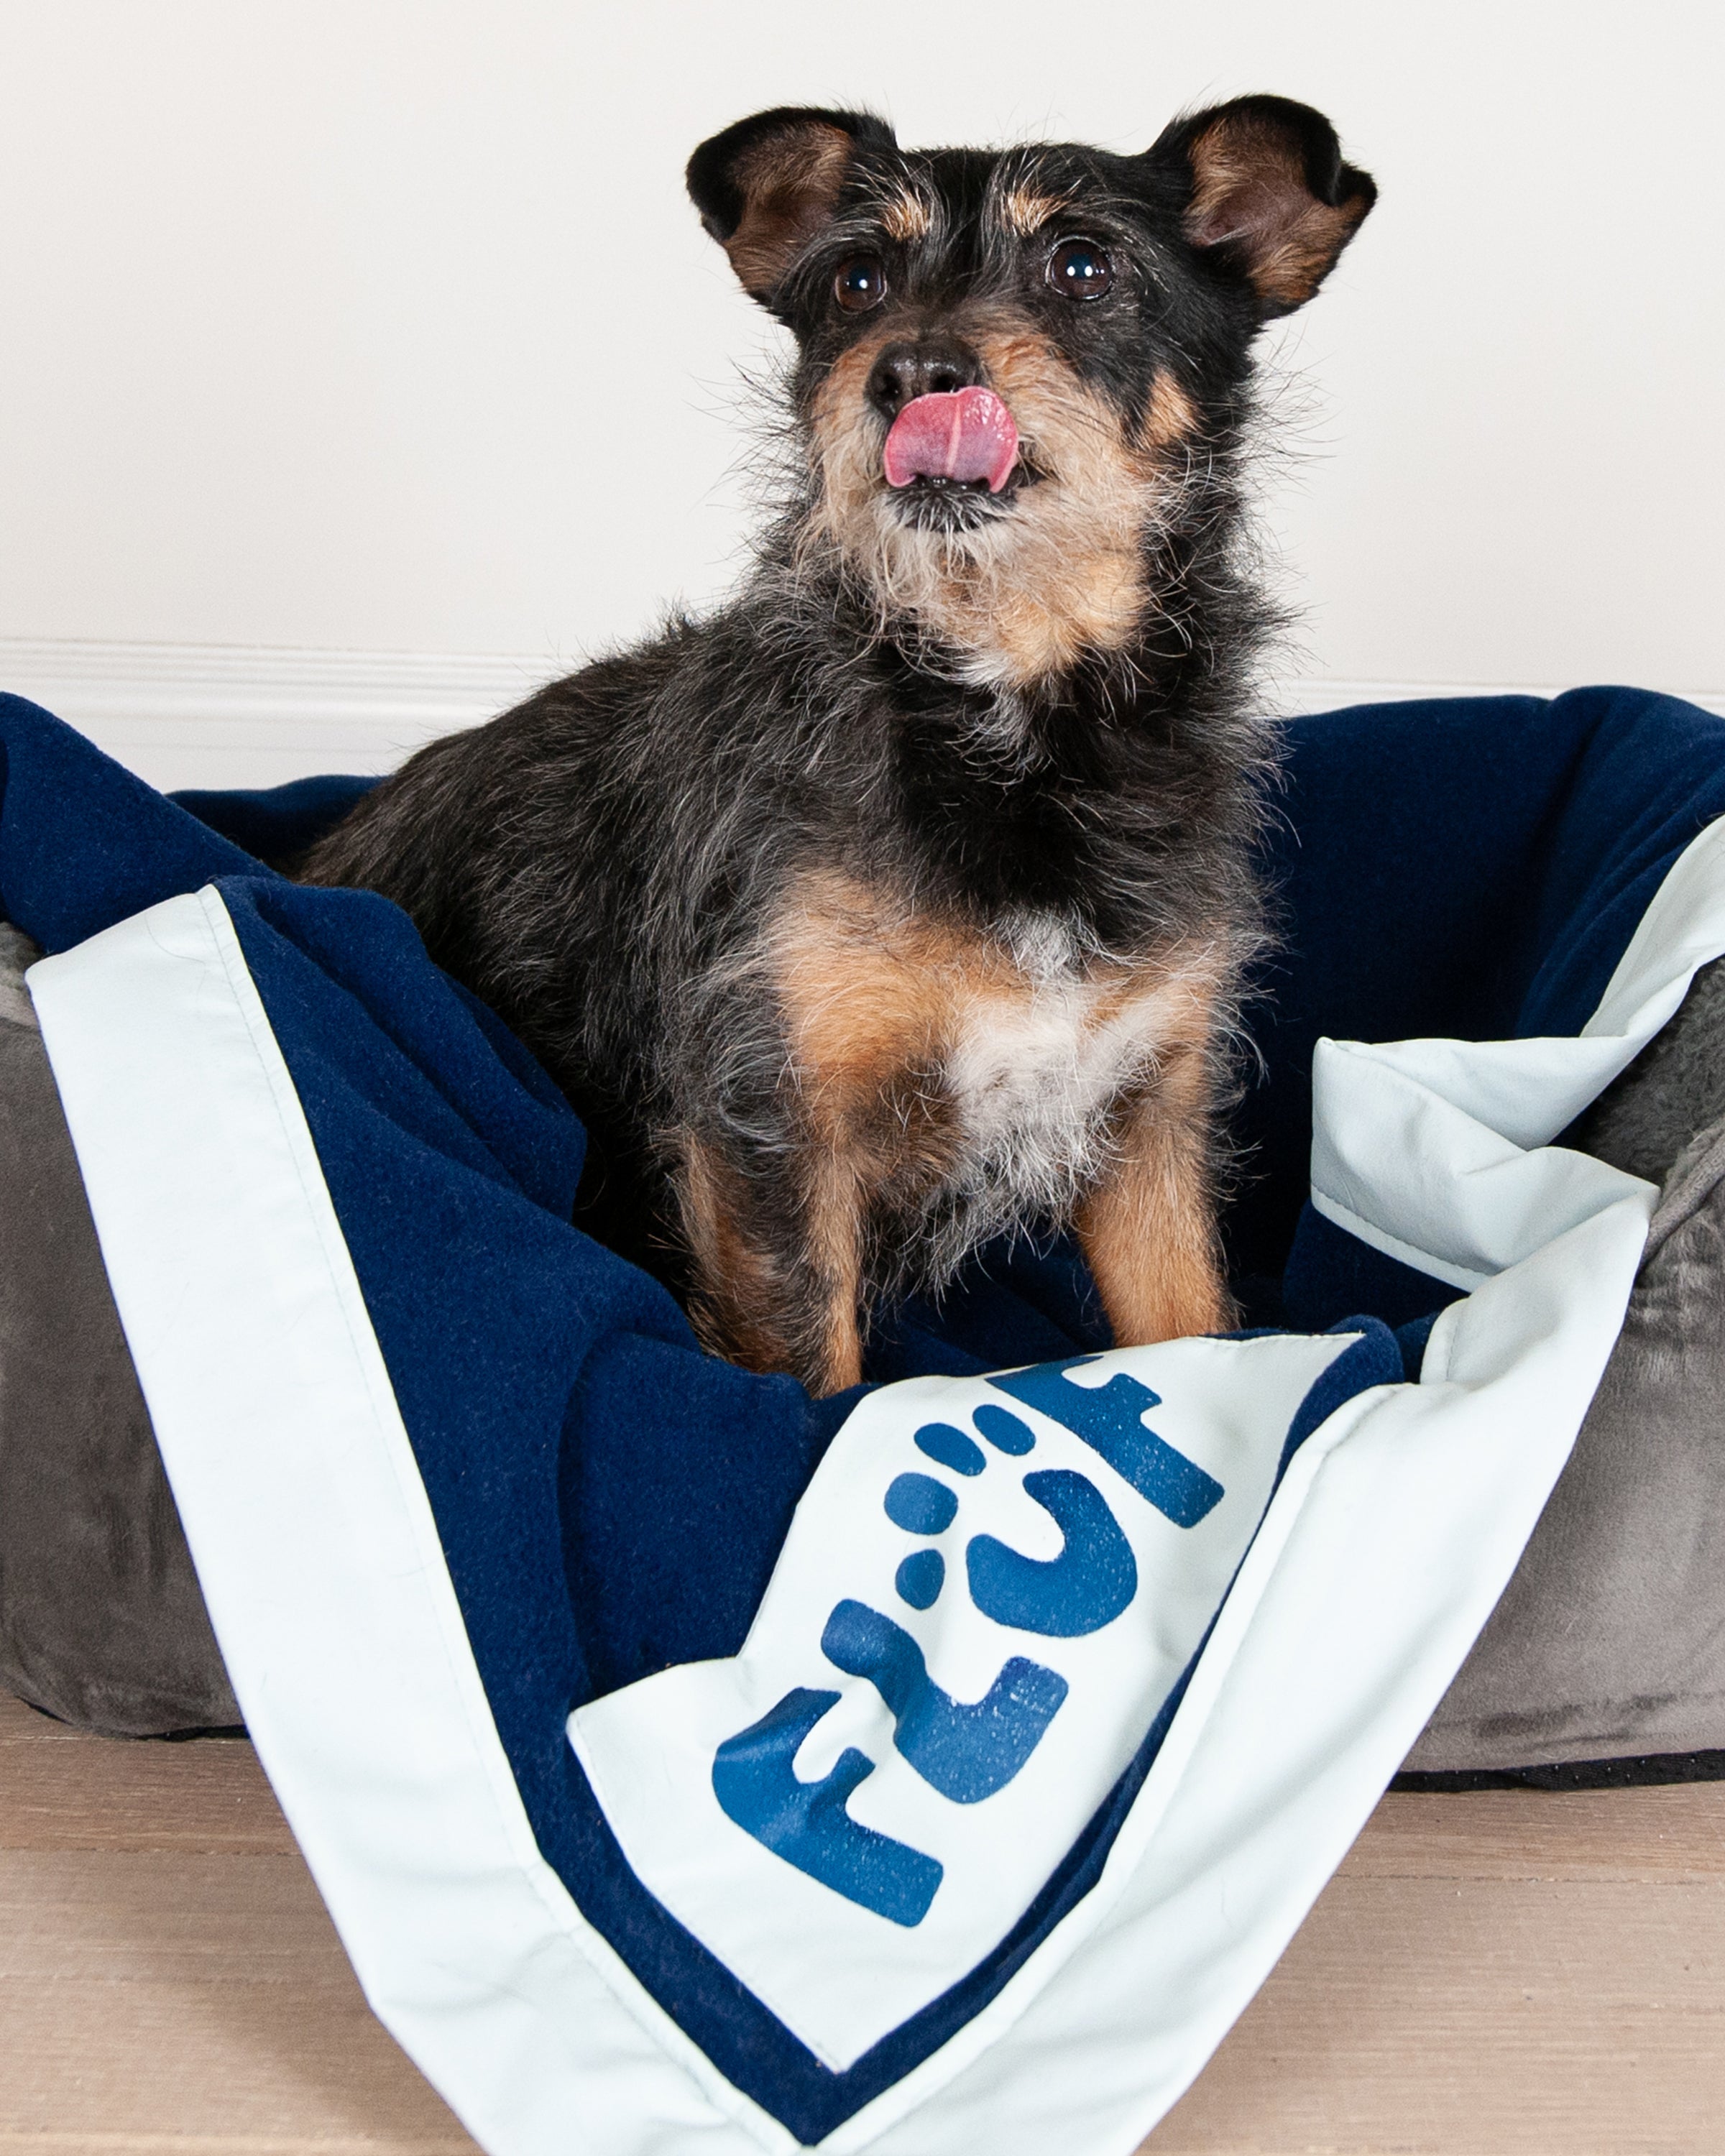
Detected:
[687,98,1374,688]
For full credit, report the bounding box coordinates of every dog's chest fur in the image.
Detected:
[768,871,1214,1252]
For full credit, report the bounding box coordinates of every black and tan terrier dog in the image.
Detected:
[303,95,1375,1395]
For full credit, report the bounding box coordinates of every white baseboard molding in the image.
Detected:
[0,638,557,791]
[1,637,1721,793]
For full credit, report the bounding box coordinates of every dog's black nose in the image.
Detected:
[866,339,985,421]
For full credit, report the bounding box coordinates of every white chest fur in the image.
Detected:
[942,920,1200,1212]
[770,876,1218,1237]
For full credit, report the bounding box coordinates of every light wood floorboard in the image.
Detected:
[4,1691,1724,2153]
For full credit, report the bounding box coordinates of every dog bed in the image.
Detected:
[4,684,1725,2155]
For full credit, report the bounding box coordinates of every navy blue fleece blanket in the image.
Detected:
[6,683,1725,2155]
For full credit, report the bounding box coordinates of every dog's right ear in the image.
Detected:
[687,107,894,303]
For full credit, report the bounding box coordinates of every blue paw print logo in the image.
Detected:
[712,1358,1225,1926]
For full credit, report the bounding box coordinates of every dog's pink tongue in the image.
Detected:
[883,387,1018,493]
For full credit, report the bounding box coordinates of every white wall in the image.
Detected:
[1,1,1721,786]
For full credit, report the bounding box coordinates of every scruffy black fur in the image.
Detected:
[303,95,1374,1393]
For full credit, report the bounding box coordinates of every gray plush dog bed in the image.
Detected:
[4,913,1724,1769]
[1402,962,1725,1776]
[0,922,238,1733]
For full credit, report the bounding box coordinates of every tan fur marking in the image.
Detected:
[805,308,1189,688]
[1185,113,1368,309]
[1141,368,1200,451]
[879,188,934,243]
[1075,1003,1235,1346]
[677,1125,868,1393]
[771,870,975,1164]
[801,1146,867,1392]
[675,1133,792,1372]
[995,187,1071,239]
[724,124,854,295]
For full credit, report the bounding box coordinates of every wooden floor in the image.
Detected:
[3,1692,1722,2155]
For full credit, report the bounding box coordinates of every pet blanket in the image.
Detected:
[5,685,1725,2155]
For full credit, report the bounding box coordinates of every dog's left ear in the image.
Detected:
[687,106,896,303]
[1149,94,1376,318]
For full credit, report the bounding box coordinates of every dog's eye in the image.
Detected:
[834,255,888,313]
[1046,239,1115,302]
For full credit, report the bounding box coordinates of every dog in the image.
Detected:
[300,95,1374,1396]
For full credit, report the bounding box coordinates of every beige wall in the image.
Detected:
[1,1,1721,781]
